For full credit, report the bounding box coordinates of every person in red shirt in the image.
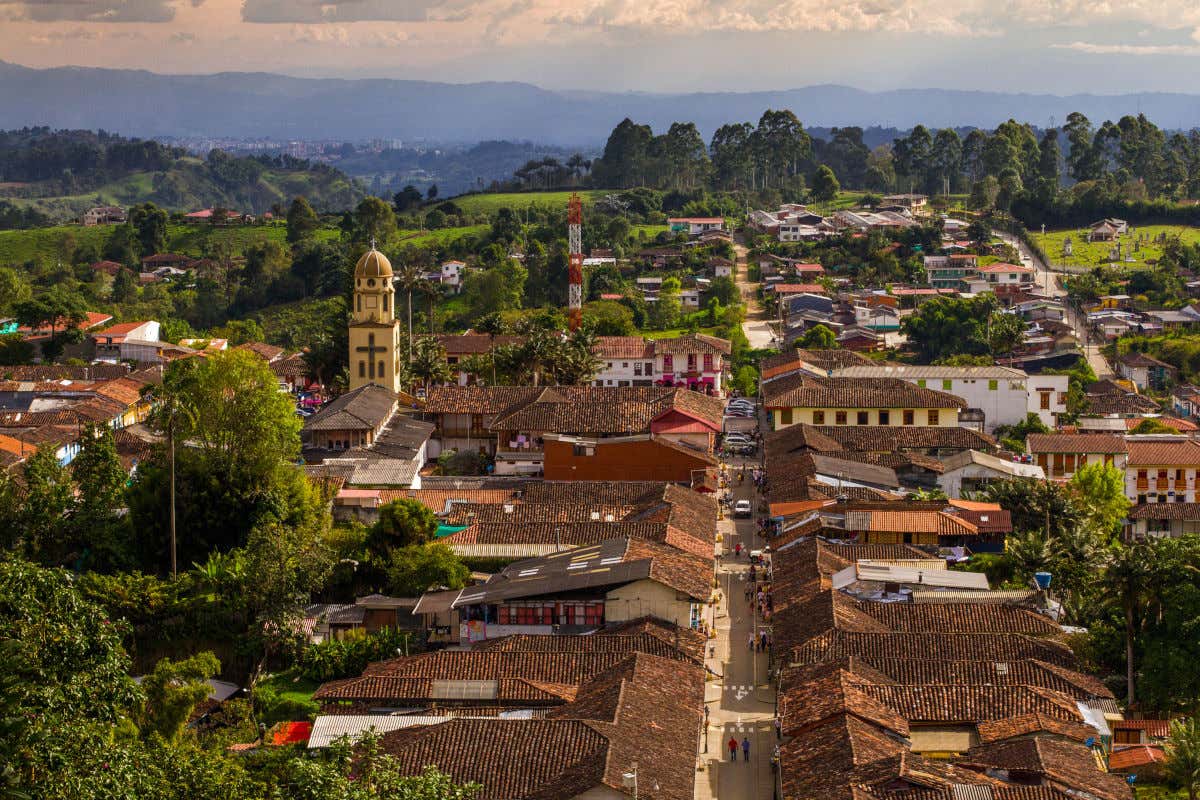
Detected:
[728,736,738,762]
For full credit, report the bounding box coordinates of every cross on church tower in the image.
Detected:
[356,332,386,380]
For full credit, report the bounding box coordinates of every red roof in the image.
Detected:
[978,262,1035,274]
[270,721,313,746]
[773,284,827,294]
[19,311,113,338]
[1113,719,1172,737]
[600,293,624,300]
[793,263,825,273]
[668,217,724,224]
[1108,745,1165,770]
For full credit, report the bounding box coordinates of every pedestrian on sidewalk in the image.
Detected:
[744,585,752,602]
[760,631,768,651]
[742,737,751,761]
[748,633,755,651]
[775,717,782,740]
[728,737,738,761]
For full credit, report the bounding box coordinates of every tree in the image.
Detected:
[19,446,73,563]
[0,332,33,366]
[427,184,438,200]
[394,262,425,365]
[140,652,220,740]
[968,176,1000,210]
[352,196,397,245]
[129,350,314,565]
[1068,462,1131,538]
[404,335,453,389]
[371,498,438,552]
[0,557,142,788]
[102,222,139,265]
[650,277,682,330]
[393,185,424,213]
[797,324,837,349]
[1101,541,1157,705]
[901,294,999,363]
[387,543,470,596]
[0,266,32,314]
[1129,418,1176,435]
[987,310,1027,358]
[811,165,840,201]
[1165,717,1200,800]
[582,300,636,336]
[14,286,88,347]
[129,202,168,257]
[69,423,131,569]
[966,219,991,248]
[110,266,138,303]
[286,196,320,244]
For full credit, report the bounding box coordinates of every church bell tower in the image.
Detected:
[348,244,403,393]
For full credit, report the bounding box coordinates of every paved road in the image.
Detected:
[996,230,1113,379]
[696,449,778,800]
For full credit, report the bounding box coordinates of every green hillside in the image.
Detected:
[447,190,609,215]
[0,222,341,267]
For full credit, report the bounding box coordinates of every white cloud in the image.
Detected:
[0,0,200,22]
[1052,40,1200,55]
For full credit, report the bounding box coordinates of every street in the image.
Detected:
[696,450,779,800]
[733,239,776,350]
[996,229,1113,379]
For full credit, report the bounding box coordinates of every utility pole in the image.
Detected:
[567,193,583,331]
[168,411,177,580]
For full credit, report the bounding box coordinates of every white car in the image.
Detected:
[733,500,753,518]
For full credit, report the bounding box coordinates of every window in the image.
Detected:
[1177,469,1185,483]
[703,353,714,372]
[1064,454,1076,473]
[645,362,653,374]
[378,360,385,377]
[942,379,953,391]
[1053,453,1065,473]
[836,411,847,425]
[688,354,697,371]
[383,294,389,312]
[622,362,628,368]
[928,410,940,425]
[988,380,998,391]
[903,410,914,425]
[634,363,643,376]
[780,408,793,425]
[357,295,362,312]
[856,411,869,425]
[663,354,673,371]
[813,410,825,425]
[1040,392,1051,410]
[879,410,890,425]
[358,361,365,377]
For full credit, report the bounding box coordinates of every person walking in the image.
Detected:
[748,633,755,651]
[742,736,751,761]
[775,717,782,740]
[728,737,738,762]
[760,631,768,652]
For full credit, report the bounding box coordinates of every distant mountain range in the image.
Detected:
[5,60,1200,145]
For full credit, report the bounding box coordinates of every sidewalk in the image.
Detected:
[696,458,778,800]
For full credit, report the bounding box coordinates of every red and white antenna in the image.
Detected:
[567,192,583,331]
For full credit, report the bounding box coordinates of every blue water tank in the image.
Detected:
[1034,572,1053,590]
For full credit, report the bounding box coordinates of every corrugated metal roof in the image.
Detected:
[308,715,452,748]
[911,590,1038,604]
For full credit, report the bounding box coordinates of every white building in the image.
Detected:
[938,449,1045,498]
[591,334,731,395]
[830,364,1069,431]
[91,320,162,363]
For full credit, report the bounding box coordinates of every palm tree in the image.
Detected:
[393,262,425,366]
[405,336,452,390]
[1165,717,1200,800]
[1005,528,1059,580]
[1100,541,1156,706]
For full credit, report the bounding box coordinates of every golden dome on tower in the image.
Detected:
[355,247,393,279]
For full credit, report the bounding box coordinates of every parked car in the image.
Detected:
[734,500,753,518]
[729,443,757,456]
[723,433,753,445]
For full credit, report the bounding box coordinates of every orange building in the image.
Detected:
[542,433,717,484]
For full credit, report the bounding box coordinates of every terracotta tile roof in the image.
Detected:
[1108,745,1166,771]
[377,653,703,800]
[1026,433,1128,454]
[304,383,396,432]
[790,631,1077,667]
[591,336,654,359]
[235,341,286,361]
[976,713,1097,744]
[851,658,1112,700]
[764,373,968,409]
[845,509,979,537]
[855,683,1085,725]
[423,386,542,415]
[1119,351,1174,369]
[850,601,1060,636]
[474,618,706,664]
[764,423,845,454]
[960,738,1131,800]
[778,665,910,737]
[0,364,129,381]
[813,425,998,452]
[652,333,731,355]
[1126,439,1200,466]
[1128,502,1200,520]
[1112,718,1172,737]
[1084,393,1159,415]
[1124,415,1197,431]
[488,386,722,435]
[953,508,1013,534]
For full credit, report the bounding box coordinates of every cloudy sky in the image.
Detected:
[5,0,1200,93]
